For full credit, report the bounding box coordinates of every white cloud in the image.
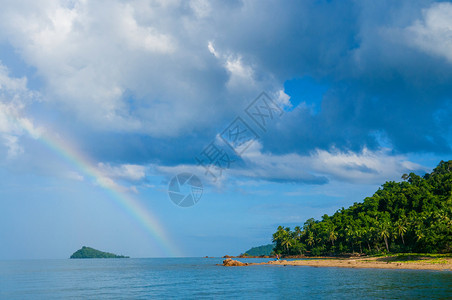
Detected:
[225,55,256,90]
[308,147,425,183]
[66,171,84,181]
[92,171,139,194]
[0,0,278,137]
[97,163,147,181]
[153,141,426,186]
[154,163,225,187]
[190,0,211,19]
[235,141,425,184]
[2,134,23,158]
[119,4,175,53]
[275,89,291,110]
[406,2,452,63]
[0,64,28,93]
[207,41,219,58]
[0,1,162,132]
[92,162,163,194]
[0,63,40,159]
[206,41,258,91]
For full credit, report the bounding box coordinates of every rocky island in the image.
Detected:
[70,246,129,259]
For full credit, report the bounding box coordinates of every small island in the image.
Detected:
[70,246,129,259]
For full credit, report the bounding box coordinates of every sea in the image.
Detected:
[0,258,451,299]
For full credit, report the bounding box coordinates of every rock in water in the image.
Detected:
[223,259,248,266]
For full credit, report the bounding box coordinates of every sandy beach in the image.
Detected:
[223,256,452,271]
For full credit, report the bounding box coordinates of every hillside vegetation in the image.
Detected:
[70,246,129,259]
[272,160,452,256]
[244,244,275,256]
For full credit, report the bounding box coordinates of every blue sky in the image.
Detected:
[1,0,452,259]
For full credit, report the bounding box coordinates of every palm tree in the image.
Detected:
[294,226,302,240]
[281,238,293,254]
[354,228,363,253]
[379,222,391,252]
[307,232,315,247]
[272,226,289,254]
[272,226,285,243]
[345,226,355,252]
[361,228,372,252]
[413,215,426,242]
[394,219,407,245]
[328,226,337,247]
[415,225,425,241]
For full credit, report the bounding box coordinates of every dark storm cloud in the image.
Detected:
[72,0,452,170]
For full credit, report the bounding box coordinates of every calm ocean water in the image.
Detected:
[0,258,451,299]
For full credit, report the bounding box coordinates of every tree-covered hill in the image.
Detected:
[244,244,275,256]
[272,160,452,256]
[70,246,129,259]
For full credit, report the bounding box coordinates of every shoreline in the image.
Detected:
[222,256,452,271]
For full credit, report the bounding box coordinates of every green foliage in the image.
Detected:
[272,160,452,256]
[70,246,129,259]
[244,244,276,256]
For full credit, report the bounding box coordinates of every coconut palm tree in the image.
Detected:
[345,225,355,252]
[394,219,407,245]
[307,232,315,247]
[354,228,364,253]
[281,238,293,254]
[328,226,337,247]
[294,226,303,241]
[379,221,391,252]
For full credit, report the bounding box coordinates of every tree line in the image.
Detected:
[272,160,452,256]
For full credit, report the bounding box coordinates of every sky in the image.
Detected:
[0,0,452,259]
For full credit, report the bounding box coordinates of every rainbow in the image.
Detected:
[16,117,181,257]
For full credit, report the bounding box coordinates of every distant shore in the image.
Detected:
[222,255,452,271]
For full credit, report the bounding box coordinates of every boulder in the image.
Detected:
[223,258,248,266]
